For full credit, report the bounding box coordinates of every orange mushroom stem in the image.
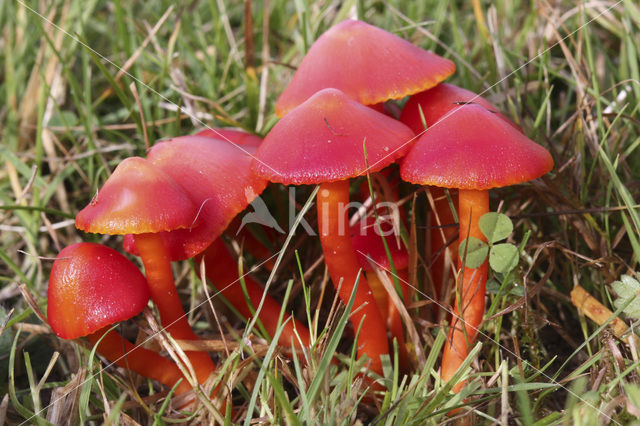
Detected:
[86,326,191,395]
[317,180,389,374]
[199,239,311,349]
[440,189,489,390]
[351,214,411,371]
[132,233,216,384]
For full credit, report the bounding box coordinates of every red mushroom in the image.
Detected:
[134,135,267,260]
[275,19,456,117]
[48,243,191,395]
[253,88,416,376]
[122,135,311,351]
[400,83,521,312]
[75,157,216,385]
[400,103,553,391]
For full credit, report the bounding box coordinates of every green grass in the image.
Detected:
[1,0,640,424]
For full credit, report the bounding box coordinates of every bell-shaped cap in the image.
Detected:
[47,243,150,340]
[194,128,263,150]
[275,19,456,117]
[254,88,416,185]
[132,135,268,260]
[400,104,553,189]
[351,216,409,271]
[400,83,519,134]
[76,157,198,235]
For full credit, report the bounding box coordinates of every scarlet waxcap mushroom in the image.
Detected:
[275,19,456,117]
[400,87,520,308]
[75,156,216,384]
[254,88,416,377]
[48,242,150,340]
[140,135,268,260]
[75,157,197,235]
[47,243,191,395]
[400,103,553,189]
[400,103,553,392]
[400,83,519,134]
[254,88,416,185]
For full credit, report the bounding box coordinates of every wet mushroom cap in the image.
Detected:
[75,157,198,235]
[400,104,553,189]
[136,135,268,260]
[400,83,519,134]
[47,243,150,340]
[275,19,456,117]
[254,88,416,185]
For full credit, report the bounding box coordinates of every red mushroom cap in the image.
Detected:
[194,128,263,149]
[127,135,268,260]
[400,83,519,134]
[400,104,553,189]
[75,157,197,235]
[47,243,150,340]
[275,19,456,117]
[254,88,416,185]
[351,216,409,271]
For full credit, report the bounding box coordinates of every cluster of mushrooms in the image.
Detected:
[47,19,553,411]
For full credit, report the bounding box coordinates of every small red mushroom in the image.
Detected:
[400,83,521,311]
[47,243,191,395]
[254,88,416,376]
[75,157,216,385]
[122,135,311,352]
[136,135,268,260]
[400,103,553,392]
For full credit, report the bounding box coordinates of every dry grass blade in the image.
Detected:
[46,368,86,426]
[18,284,48,325]
[371,264,426,367]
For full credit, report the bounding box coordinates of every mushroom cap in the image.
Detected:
[351,216,409,271]
[253,88,416,185]
[194,128,263,149]
[400,83,519,134]
[400,104,553,189]
[127,135,268,260]
[76,157,198,235]
[275,19,456,117]
[47,243,150,340]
